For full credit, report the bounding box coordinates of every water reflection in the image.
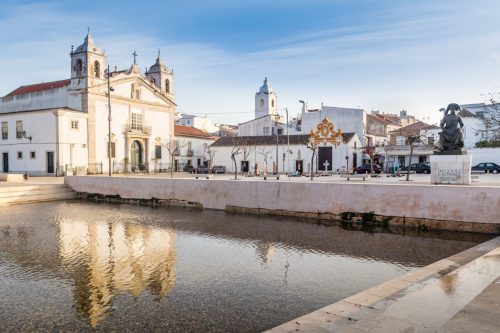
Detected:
[58,219,176,326]
[0,202,492,332]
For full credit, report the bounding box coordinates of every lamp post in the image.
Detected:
[105,65,114,177]
[274,113,279,175]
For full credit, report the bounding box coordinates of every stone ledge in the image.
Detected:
[0,173,26,182]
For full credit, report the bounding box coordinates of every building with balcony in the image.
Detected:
[0,32,176,175]
[173,125,217,171]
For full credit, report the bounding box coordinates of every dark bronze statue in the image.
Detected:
[439,103,464,151]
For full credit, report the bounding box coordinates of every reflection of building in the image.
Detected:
[59,219,176,327]
[255,241,276,266]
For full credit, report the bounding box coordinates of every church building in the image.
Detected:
[0,32,176,175]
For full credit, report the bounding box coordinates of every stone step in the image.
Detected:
[0,185,76,206]
[265,236,500,333]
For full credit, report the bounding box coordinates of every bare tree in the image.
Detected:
[395,126,437,181]
[228,138,254,179]
[231,145,243,180]
[361,146,376,174]
[305,139,318,180]
[479,92,500,142]
[259,146,273,175]
[163,138,186,178]
[206,147,216,173]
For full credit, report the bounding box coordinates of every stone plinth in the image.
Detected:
[430,154,471,185]
[0,173,25,182]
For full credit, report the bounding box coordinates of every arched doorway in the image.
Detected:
[130,140,143,170]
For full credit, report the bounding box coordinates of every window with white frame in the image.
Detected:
[16,121,23,139]
[71,120,79,130]
[17,151,23,159]
[131,113,142,130]
[30,151,36,159]
[1,122,7,140]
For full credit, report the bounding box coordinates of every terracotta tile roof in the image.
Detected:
[389,121,437,135]
[174,125,213,138]
[5,79,71,97]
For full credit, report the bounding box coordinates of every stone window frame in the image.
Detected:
[16,120,23,139]
[30,151,36,159]
[17,151,23,159]
[70,120,79,130]
[1,121,7,140]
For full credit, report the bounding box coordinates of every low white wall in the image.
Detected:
[65,176,500,224]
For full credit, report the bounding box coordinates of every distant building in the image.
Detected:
[384,121,439,171]
[175,114,220,134]
[238,78,285,136]
[173,125,217,170]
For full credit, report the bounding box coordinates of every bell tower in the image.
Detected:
[145,50,174,100]
[255,77,277,119]
[70,30,106,90]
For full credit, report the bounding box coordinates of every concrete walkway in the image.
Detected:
[265,236,500,333]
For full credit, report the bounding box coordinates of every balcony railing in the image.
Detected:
[186,149,194,157]
[124,123,151,135]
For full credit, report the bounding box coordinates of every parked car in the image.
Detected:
[471,162,500,174]
[211,165,226,174]
[353,164,382,174]
[399,163,431,174]
[197,165,209,174]
[183,165,195,173]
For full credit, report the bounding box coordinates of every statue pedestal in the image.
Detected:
[430,153,471,185]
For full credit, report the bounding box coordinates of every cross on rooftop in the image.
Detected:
[133,51,138,64]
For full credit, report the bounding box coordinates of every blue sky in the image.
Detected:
[1,0,500,125]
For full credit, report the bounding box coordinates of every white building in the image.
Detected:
[175,114,220,134]
[0,32,176,175]
[173,125,217,170]
[238,78,285,137]
[210,133,362,175]
[292,105,366,144]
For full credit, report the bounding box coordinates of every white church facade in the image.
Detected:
[0,32,176,175]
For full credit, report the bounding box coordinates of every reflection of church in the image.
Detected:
[0,31,176,175]
[59,219,176,327]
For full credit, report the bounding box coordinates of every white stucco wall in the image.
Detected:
[291,107,366,144]
[469,148,500,165]
[65,176,500,225]
[211,137,362,174]
[174,135,216,166]
[0,109,89,175]
[0,87,74,113]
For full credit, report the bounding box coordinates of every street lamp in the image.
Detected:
[105,65,114,177]
[273,113,280,176]
[21,131,32,143]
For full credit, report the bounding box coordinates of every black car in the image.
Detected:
[183,165,195,173]
[211,165,226,174]
[399,163,431,174]
[353,164,382,174]
[471,162,500,174]
[197,165,209,174]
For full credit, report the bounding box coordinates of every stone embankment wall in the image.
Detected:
[65,176,500,234]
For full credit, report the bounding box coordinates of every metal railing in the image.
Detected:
[186,149,194,157]
[87,162,103,175]
[124,123,152,135]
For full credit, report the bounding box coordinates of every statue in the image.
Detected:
[439,103,464,152]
